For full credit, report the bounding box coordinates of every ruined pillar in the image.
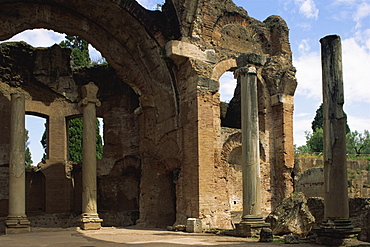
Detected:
[5,93,30,234]
[316,35,360,244]
[234,53,269,237]
[79,82,103,230]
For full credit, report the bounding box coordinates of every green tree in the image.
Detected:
[40,118,103,162]
[25,129,33,168]
[68,118,83,161]
[68,118,103,161]
[304,128,324,153]
[311,104,324,133]
[346,130,370,155]
[311,103,350,133]
[59,35,90,67]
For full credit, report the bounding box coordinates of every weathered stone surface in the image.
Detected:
[294,158,370,198]
[295,167,324,198]
[266,192,315,237]
[166,41,216,64]
[0,0,297,231]
[259,227,273,242]
[285,234,300,244]
[308,197,370,243]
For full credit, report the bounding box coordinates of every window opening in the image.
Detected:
[67,117,103,162]
[25,114,48,166]
[219,71,237,127]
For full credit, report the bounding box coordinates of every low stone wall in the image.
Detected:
[294,158,370,198]
[307,197,370,242]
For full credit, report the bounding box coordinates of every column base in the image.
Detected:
[80,213,103,230]
[234,215,270,237]
[5,216,30,234]
[315,218,361,245]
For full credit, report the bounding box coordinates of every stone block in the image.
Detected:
[259,227,273,242]
[165,41,216,64]
[237,53,267,67]
[197,77,219,93]
[285,234,300,244]
[186,218,202,233]
[234,223,252,237]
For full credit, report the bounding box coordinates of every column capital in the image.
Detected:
[80,98,101,107]
[79,82,101,107]
[234,65,257,79]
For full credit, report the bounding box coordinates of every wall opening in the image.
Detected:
[25,114,48,166]
[66,116,103,162]
[219,71,238,128]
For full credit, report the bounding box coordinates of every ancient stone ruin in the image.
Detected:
[1,0,297,234]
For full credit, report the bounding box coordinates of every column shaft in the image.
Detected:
[6,93,30,233]
[80,82,102,230]
[234,64,269,237]
[240,67,261,217]
[316,35,360,243]
[82,103,98,214]
[321,35,348,219]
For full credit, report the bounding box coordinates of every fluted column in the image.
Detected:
[6,93,30,234]
[316,35,360,243]
[234,53,269,237]
[79,82,102,230]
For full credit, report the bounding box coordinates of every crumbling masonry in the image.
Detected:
[0,0,297,231]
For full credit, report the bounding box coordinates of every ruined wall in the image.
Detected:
[0,0,297,230]
[294,157,370,198]
[178,0,296,228]
[0,42,141,226]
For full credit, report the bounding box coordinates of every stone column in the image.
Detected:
[316,35,360,244]
[234,53,269,237]
[5,93,30,234]
[79,82,102,230]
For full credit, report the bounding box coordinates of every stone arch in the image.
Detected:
[0,0,177,121]
[221,132,242,163]
[210,13,267,54]
[211,58,237,81]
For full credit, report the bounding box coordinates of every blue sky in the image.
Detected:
[2,0,370,163]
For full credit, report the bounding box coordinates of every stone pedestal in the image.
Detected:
[5,93,30,234]
[79,82,102,230]
[234,53,269,237]
[186,218,202,233]
[315,35,360,242]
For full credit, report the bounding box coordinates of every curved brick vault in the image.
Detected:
[0,0,297,230]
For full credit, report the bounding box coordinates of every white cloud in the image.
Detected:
[353,2,370,28]
[219,72,237,102]
[347,115,370,133]
[5,29,65,47]
[331,0,370,28]
[298,39,312,53]
[293,50,322,99]
[295,0,319,19]
[294,35,370,104]
[342,37,370,104]
[293,117,312,146]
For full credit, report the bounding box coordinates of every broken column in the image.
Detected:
[316,35,360,244]
[234,53,269,237]
[80,82,103,230]
[5,93,30,234]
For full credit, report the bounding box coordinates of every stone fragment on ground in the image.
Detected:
[259,227,273,242]
[285,234,300,244]
[266,192,315,237]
